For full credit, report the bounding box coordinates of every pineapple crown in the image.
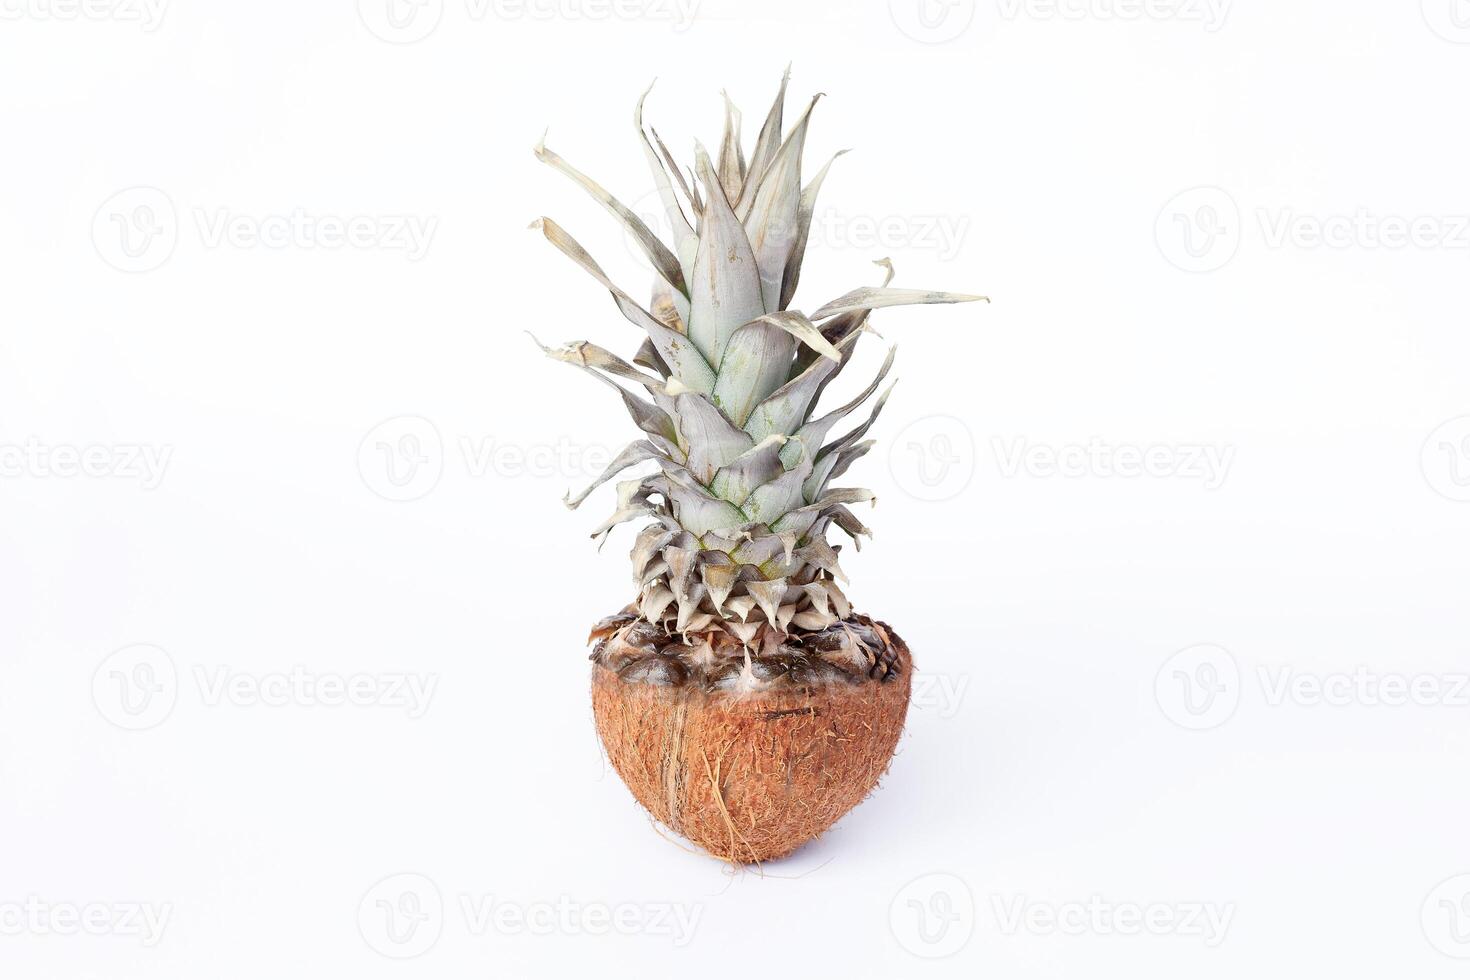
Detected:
[533,70,985,641]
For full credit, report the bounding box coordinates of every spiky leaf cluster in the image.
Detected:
[534,71,984,640]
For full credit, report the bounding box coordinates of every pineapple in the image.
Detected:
[533,71,985,863]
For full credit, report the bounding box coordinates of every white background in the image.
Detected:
[3,0,1470,976]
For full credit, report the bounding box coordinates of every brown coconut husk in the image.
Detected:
[590,614,912,865]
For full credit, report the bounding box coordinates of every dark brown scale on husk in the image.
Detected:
[589,607,905,691]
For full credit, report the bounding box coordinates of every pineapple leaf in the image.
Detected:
[534,138,688,298]
[564,439,669,510]
[782,346,895,466]
[673,392,754,484]
[779,149,848,311]
[716,92,745,202]
[686,144,765,367]
[735,65,791,218]
[743,94,820,312]
[635,82,698,277]
[812,286,989,320]
[530,217,716,394]
[709,434,787,507]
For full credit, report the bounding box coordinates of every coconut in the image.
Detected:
[589,615,912,864]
